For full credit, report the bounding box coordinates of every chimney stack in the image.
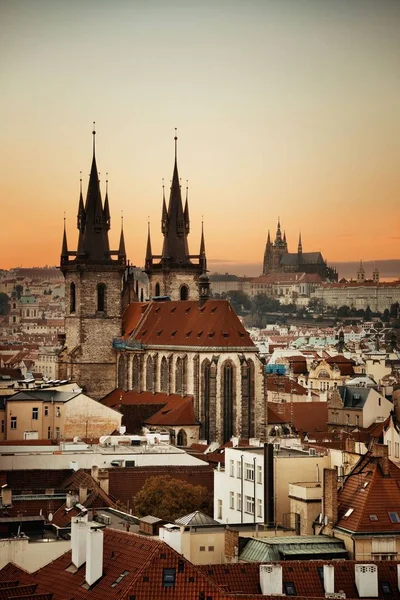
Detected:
[79,486,88,504]
[259,564,282,596]
[91,465,99,482]
[71,518,88,568]
[371,443,390,477]
[355,564,378,598]
[86,526,104,587]
[323,564,335,594]
[323,468,338,528]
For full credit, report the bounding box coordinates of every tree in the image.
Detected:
[132,475,213,522]
[365,305,372,321]
[251,294,280,317]
[308,297,326,314]
[15,285,23,300]
[225,290,252,315]
[337,305,351,318]
[0,293,9,316]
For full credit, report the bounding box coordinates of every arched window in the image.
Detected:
[146,356,154,392]
[70,282,76,313]
[132,355,140,391]
[160,356,168,393]
[222,361,235,443]
[202,360,211,442]
[97,283,106,312]
[180,285,188,301]
[241,358,255,439]
[118,356,126,390]
[175,357,183,393]
[177,429,187,446]
[155,282,161,297]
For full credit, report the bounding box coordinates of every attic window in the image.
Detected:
[222,332,229,338]
[170,307,176,313]
[238,331,244,337]
[171,330,177,337]
[186,330,192,337]
[111,570,130,587]
[369,515,378,521]
[185,307,191,314]
[162,568,176,588]
[388,511,400,523]
[197,330,203,337]
[155,307,160,313]
[211,307,217,313]
[343,508,354,518]
[284,582,297,596]
[157,330,163,336]
[381,582,392,595]
[363,481,370,488]
[208,332,215,338]
[199,307,206,313]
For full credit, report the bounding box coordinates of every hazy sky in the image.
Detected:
[1,0,399,273]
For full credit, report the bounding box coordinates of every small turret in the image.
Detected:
[103,176,111,231]
[298,232,302,255]
[145,221,153,270]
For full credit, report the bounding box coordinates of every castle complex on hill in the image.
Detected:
[263,218,338,281]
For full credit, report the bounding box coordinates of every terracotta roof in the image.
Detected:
[102,389,190,408]
[270,401,328,432]
[122,302,148,338]
[144,394,198,426]
[267,406,288,425]
[126,300,255,348]
[199,560,400,599]
[336,452,400,533]
[266,375,309,395]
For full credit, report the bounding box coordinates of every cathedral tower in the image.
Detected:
[59,128,126,399]
[145,134,206,301]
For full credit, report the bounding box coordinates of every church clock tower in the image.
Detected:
[58,128,126,399]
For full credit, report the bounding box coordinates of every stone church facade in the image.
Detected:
[58,132,266,443]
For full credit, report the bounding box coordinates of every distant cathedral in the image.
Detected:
[262,218,337,281]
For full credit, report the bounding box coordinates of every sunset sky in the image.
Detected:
[1,0,399,275]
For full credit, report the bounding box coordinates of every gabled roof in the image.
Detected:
[126,300,256,348]
[144,394,198,426]
[336,452,400,533]
[337,386,371,409]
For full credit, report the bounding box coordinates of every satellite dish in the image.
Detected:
[48,513,53,522]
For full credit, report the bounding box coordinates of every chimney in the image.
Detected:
[97,469,109,495]
[91,465,99,482]
[85,526,104,587]
[323,468,338,527]
[1,485,12,507]
[355,564,378,598]
[224,528,239,562]
[371,443,390,477]
[66,491,78,509]
[260,564,282,596]
[323,564,335,595]
[71,518,88,568]
[79,486,88,504]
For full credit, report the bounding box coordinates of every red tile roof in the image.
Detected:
[270,401,328,432]
[144,395,198,426]
[266,375,309,395]
[336,452,400,533]
[126,300,255,348]
[122,302,148,338]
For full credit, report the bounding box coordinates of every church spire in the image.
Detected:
[77,173,85,232]
[298,231,302,254]
[145,220,153,269]
[275,217,282,244]
[184,181,190,234]
[76,125,111,262]
[118,213,126,263]
[61,215,69,265]
[200,219,207,271]
[161,131,190,264]
[267,230,271,246]
[161,179,168,234]
[103,174,111,231]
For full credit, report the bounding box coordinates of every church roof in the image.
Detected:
[280,252,324,266]
[144,394,198,426]
[126,300,256,348]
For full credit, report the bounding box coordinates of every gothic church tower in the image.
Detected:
[59,129,126,399]
[145,134,207,301]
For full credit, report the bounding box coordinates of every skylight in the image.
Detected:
[369,515,378,521]
[388,511,400,523]
[343,508,354,518]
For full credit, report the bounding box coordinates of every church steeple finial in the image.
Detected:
[145,218,153,269]
[184,180,190,234]
[61,213,69,265]
[92,122,96,157]
[298,231,302,254]
[275,217,282,243]
[174,127,178,163]
[118,211,126,263]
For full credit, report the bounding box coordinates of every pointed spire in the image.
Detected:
[161,179,168,234]
[161,131,190,263]
[184,180,190,234]
[76,126,111,261]
[275,217,282,243]
[145,219,153,269]
[298,231,302,254]
[200,218,207,271]
[118,212,126,263]
[283,230,287,244]
[77,172,86,231]
[104,173,111,231]
[61,213,69,264]
[267,230,271,246]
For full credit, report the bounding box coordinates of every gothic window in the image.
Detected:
[160,356,168,393]
[202,359,211,442]
[146,355,154,392]
[222,361,236,444]
[175,357,183,393]
[177,429,187,447]
[241,358,255,439]
[155,282,161,297]
[132,355,140,391]
[180,285,188,301]
[97,283,106,312]
[70,282,76,313]
[118,356,126,390]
